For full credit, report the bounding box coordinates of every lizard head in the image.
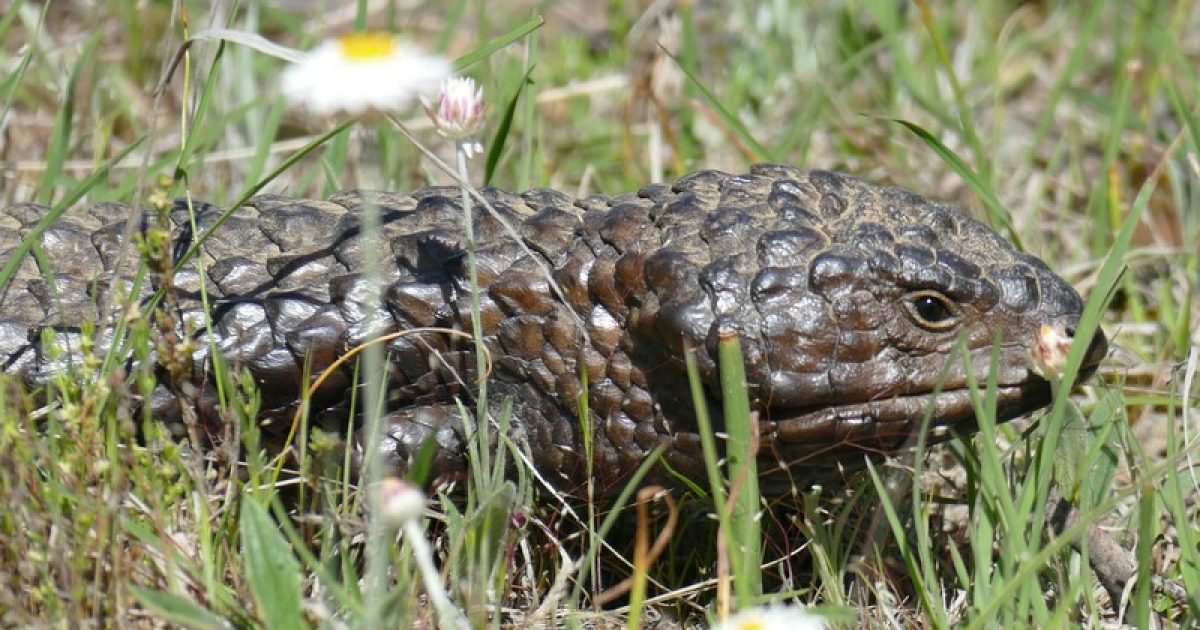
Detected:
[641,166,1108,483]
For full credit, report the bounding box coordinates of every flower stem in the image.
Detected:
[360,196,389,630]
[405,520,469,630]
[458,142,490,476]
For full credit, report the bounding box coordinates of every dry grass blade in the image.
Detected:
[592,486,679,608]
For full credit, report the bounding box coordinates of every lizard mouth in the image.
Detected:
[762,380,1052,465]
[759,329,1107,480]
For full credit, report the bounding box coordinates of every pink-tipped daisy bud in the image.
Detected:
[1030,323,1074,381]
[376,477,426,527]
[425,76,486,142]
[282,33,450,117]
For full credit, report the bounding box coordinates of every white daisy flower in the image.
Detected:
[282,33,451,117]
[710,605,827,630]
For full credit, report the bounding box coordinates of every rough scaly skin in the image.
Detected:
[0,165,1107,494]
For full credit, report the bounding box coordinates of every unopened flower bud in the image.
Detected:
[376,477,426,527]
[425,76,486,157]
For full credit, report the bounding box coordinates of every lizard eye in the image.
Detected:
[904,290,961,331]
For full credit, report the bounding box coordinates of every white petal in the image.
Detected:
[282,39,451,116]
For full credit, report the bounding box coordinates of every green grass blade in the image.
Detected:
[685,344,729,517]
[1163,397,1200,610]
[484,65,535,186]
[175,41,229,175]
[967,489,1129,629]
[892,118,1020,248]
[866,461,941,629]
[669,49,771,162]
[435,0,471,53]
[570,444,667,608]
[717,332,761,602]
[127,585,234,630]
[240,499,305,630]
[170,120,352,273]
[1132,483,1156,628]
[244,101,287,196]
[1028,8,1103,159]
[0,136,145,297]
[35,34,101,205]
[517,25,539,192]
[1025,174,1153,540]
[453,14,545,71]
[0,0,36,118]
[913,0,991,182]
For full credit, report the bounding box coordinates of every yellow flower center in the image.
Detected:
[338,33,398,61]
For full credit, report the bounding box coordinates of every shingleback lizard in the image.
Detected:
[0,165,1108,494]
